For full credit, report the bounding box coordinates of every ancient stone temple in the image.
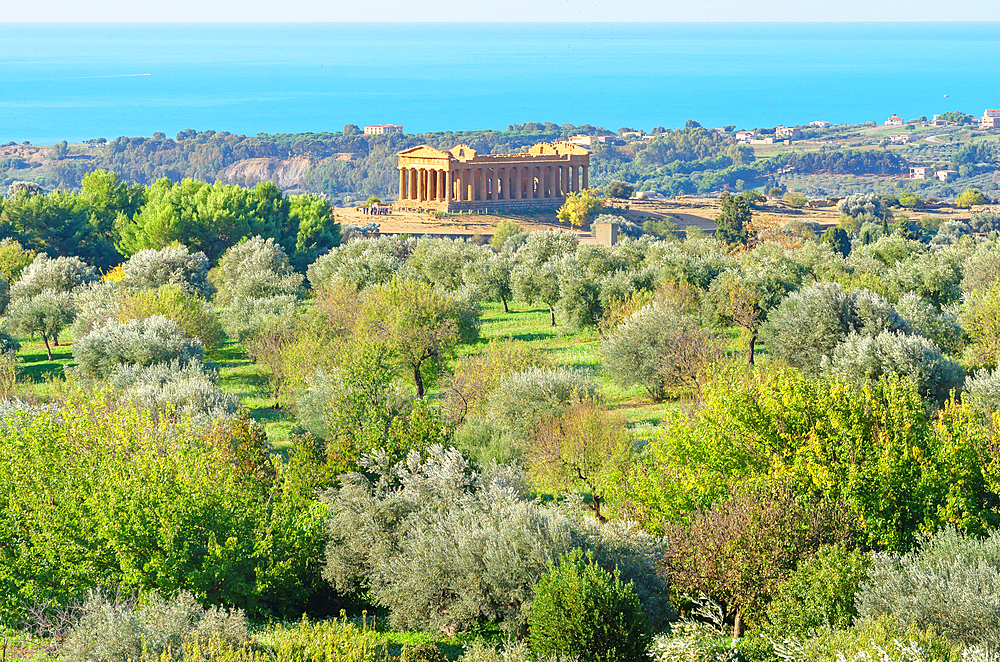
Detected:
[395,142,591,212]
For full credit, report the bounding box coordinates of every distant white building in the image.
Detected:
[981,110,1000,129]
[936,170,958,181]
[775,126,802,139]
[889,134,911,144]
[810,120,832,128]
[910,166,930,179]
[364,124,403,135]
[885,115,905,127]
[568,135,614,147]
[735,130,756,144]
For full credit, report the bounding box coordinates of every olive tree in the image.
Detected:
[10,252,97,301]
[121,245,212,298]
[307,235,412,291]
[72,315,204,383]
[361,279,479,397]
[214,235,302,304]
[511,231,578,326]
[462,246,514,312]
[821,330,963,403]
[6,290,75,360]
[603,303,719,400]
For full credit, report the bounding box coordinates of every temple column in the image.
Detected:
[582,165,589,190]
[552,166,559,197]
[512,167,521,199]
[420,169,428,201]
[408,169,416,200]
[572,165,579,192]
[444,170,452,202]
[399,169,406,200]
[475,169,483,201]
[494,169,501,201]
[556,166,563,196]
[465,168,473,201]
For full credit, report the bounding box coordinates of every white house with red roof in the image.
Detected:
[885,115,905,127]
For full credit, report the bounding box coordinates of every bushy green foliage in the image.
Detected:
[111,359,240,423]
[821,330,963,403]
[894,292,963,355]
[121,245,213,298]
[528,548,650,662]
[839,193,888,219]
[407,237,475,290]
[361,278,479,397]
[603,303,718,399]
[485,367,598,448]
[9,251,97,301]
[447,340,549,420]
[6,289,75,359]
[117,284,224,350]
[72,315,204,383]
[0,237,35,286]
[772,616,961,662]
[222,294,299,343]
[766,545,871,637]
[620,368,998,551]
[307,236,412,291]
[0,400,328,622]
[457,640,531,662]
[214,235,303,304]
[962,367,1000,416]
[61,590,250,662]
[322,446,668,636]
[857,527,1000,647]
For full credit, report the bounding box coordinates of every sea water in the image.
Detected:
[1,22,999,144]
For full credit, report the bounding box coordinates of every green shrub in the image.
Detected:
[221,294,298,343]
[61,590,249,662]
[821,330,963,403]
[399,643,447,662]
[321,445,668,637]
[110,359,240,423]
[485,367,598,448]
[214,235,303,304]
[528,548,650,662]
[307,236,412,291]
[766,545,871,637]
[602,303,719,400]
[857,526,1000,647]
[9,252,97,301]
[116,284,224,350]
[447,340,549,420]
[121,245,213,298]
[259,615,388,662]
[72,315,203,383]
[647,597,737,662]
[456,640,530,662]
[772,615,960,662]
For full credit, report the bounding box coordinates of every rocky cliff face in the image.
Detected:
[216,157,315,190]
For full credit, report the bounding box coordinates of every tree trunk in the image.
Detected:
[549,306,556,327]
[747,329,757,366]
[502,297,509,314]
[43,335,53,361]
[733,606,743,639]
[413,364,425,398]
[52,334,60,347]
[591,495,607,523]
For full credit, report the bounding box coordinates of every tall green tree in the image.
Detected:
[714,192,751,246]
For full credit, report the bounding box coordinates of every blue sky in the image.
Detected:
[6,0,999,22]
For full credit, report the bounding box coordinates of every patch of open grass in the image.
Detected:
[213,339,297,447]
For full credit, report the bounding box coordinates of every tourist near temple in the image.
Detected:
[395,141,591,212]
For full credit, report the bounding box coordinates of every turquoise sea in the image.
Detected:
[1,22,999,144]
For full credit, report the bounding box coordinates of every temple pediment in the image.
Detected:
[398,145,450,159]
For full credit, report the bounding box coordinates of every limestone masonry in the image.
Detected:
[395,142,591,212]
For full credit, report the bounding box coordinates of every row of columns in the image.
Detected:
[398,163,589,202]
